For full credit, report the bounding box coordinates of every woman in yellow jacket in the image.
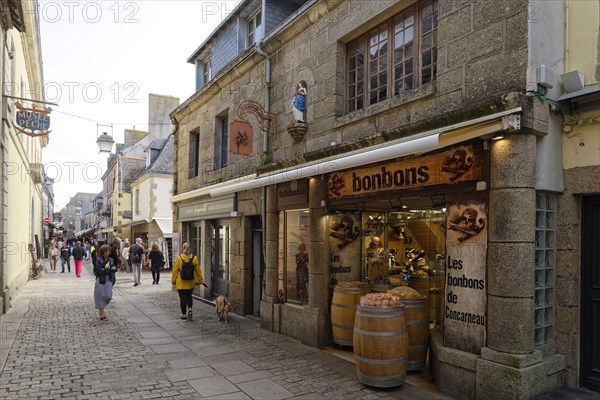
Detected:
[172,242,203,321]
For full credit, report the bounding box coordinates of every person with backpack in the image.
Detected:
[60,242,71,273]
[172,242,203,321]
[148,242,165,285]
[130,238,146,287]
[72,240,86,278]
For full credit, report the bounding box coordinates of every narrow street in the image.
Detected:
[0,262,449,400]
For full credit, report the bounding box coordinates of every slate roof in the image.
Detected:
[147,135,174,175]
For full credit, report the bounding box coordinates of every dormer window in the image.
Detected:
[203,58,212,84]
[247,10,262,47]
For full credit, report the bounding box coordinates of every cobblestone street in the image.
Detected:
[0,261,449,399]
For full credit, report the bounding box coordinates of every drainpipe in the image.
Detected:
[255,0,270,300]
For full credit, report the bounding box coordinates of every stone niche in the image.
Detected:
[287,121,308,143]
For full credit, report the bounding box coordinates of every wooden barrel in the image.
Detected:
[430,273,445,324]
[370,283,393,293]
[400,297,428,371]
[353,304,408,388]
[331,285,369,346]
[409,275,430,320]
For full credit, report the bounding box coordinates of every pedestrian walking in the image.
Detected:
[85,241,91,260]
[60,242,71,273]
[130,238,146,286]
[90,241,98,268]
[94,245,116,321]
[49,242,59,272]
[109,239,120,286]
[121,241,131,273]
[172,242,203,321]
[148,242,165,285]
[72,241,86,278]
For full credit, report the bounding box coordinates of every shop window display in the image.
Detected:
[329,208,447,325]
[285,210,310,304]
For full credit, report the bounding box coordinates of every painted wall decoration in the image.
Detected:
[229,119,253,155]
[444,201,487,354]
[326,144,482,200]
[15,102,52,137]
[328,213,361,285]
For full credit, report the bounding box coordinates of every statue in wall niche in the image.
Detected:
[291,80,308,123]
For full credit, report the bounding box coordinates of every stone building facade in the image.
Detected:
[171,0,599,398]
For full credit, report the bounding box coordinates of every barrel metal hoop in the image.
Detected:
[355,354,408,365]
[354,328,407,337]
[332,323,354,329]
[406,320,429,326]
[331,303,357,309]
[355,312,405,319]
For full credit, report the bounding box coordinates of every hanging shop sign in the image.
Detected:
[229,119,253,155]
[328,213,362,285]
[177,195,235,221]
[277,179,308,207]
[444,201,487,354]
[15,102,52,137]
[326,144,482,199]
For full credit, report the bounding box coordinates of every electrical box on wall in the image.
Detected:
[536,65,554,89]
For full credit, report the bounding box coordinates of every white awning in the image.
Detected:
[153,218,173,237]
[209,108,522,198]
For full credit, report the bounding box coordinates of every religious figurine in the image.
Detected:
[292,80,307,122]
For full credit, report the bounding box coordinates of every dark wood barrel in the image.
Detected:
[370,283,393,293]
[353,304,408,388]
[331,285,369,346]
[399,297,428,371]
[409,275,430,320]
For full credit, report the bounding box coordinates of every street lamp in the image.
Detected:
[96,123,115,153]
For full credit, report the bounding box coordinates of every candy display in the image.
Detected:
[338,281,369,287]
[387,286,425,299]
[360,292,402,308]
[370,275,391,285]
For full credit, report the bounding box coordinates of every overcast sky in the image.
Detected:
[40,0,240,211]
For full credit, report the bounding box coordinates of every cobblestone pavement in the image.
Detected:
[0,260,450,399]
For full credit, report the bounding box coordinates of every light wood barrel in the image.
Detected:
[430,273,445,324]
[331,285,369,346]
[409,276,430,320]
[399,297,428,371]
[353,304,408,388]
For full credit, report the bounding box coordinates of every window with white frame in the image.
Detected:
[534,191,556,349]
[247,10,262,48]
[203,58,212,85]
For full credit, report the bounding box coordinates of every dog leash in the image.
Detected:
[201,283,219,298]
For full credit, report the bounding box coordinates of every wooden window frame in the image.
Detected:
[219,114,229,168]
[247,10,262,48]
[189,130,200,178]
[346,0,438,114]
[202,58,212,85]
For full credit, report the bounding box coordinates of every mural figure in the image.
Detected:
[448,207,486,242]
[329,215,360,250]
[441,148,474,182]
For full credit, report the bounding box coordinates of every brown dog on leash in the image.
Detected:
[216,295,230,323]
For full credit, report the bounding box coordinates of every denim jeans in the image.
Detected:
[61,258,70,272]
[132,263,142,284]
